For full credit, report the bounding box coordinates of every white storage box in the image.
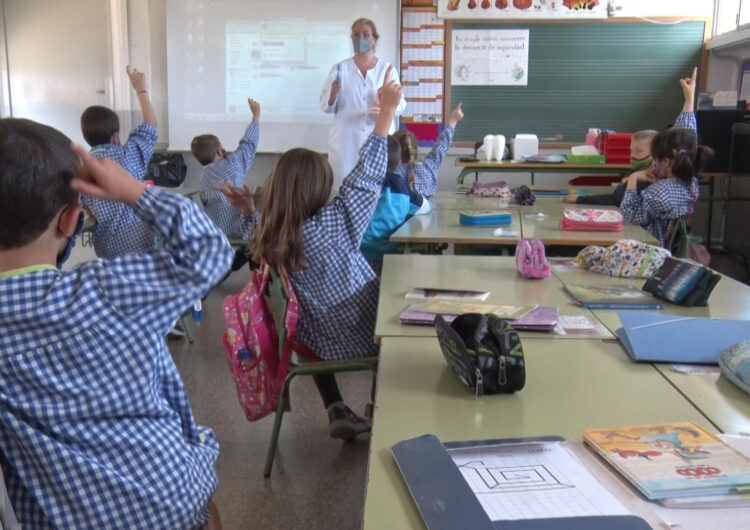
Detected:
[511,134,539,161]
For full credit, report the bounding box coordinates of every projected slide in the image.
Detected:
[167,0,398,151]
[222,20,349,122]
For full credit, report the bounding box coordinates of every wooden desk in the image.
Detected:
[520,198,660,247]
[455,160,631,186]
[547,268,750,334]
[362,336,713,530]
[374,254,612,341]
[389,209,521,252]
[653,366,750,434]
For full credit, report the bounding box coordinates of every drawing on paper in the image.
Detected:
[458,460,574,493]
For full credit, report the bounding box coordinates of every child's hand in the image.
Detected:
[380,66,403,111]
[126,65,147,93]
[680,66,697,111]
[628,169,656,186]
[448,102,464,128]
[562,194,577,203]
[248,98,261,122]
[71,143,146,207]
[218,182,256,215]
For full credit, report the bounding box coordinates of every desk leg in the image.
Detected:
[707,177,714,248]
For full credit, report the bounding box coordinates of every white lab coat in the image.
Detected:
[320,57,406,190]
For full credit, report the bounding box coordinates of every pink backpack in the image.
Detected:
[222,265,311,421]
[515,239,550,279]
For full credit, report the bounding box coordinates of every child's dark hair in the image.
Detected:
[0,118,79,249]
[650,128,714,183]
[393,129,418,186]
[387,135,401,172]
[191,134,222,165]
[80,105,120,147]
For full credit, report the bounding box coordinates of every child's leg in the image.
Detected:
[205,499,222,530]
[312,374,343,408]
[313,374,371,441]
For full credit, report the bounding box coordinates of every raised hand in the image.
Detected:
[448,102,464,128]
[218,182,256,215]
[71,143,146,207]
[680,66,697,111]
[126,65,147,93]
[248,98,261,122]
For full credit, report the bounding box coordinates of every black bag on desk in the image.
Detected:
[435,313,525,396]
[641,257,721,307]
[146,152,187,187]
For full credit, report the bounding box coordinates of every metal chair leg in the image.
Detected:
[264,372,295,478]
[178,315,194,344]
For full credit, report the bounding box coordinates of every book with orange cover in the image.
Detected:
[583,422,750,501]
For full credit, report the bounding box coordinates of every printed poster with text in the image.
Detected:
[451,29,529,86]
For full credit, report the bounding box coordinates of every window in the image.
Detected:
[716,0,750,35]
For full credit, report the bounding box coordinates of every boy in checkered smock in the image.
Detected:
[0,118,232,529]
[219,73,403,442]
[80,66,159,259]
[192,98,260,271]
[393,102,464,199]
[621,67,714,246]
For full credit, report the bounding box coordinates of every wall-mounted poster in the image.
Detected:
[451,29,529,86]
[438,0,607,20]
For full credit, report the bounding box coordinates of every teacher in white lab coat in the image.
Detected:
[320,17,407,189]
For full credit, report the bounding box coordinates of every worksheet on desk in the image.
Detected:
[447,441,630,521]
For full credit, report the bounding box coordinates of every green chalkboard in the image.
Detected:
[448,21,705,144]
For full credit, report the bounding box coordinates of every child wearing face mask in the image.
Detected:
[562,129,657,206]
[620,67,713,246]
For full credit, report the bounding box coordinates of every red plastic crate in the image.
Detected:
[600,132,632,164]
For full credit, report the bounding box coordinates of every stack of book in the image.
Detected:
[583,421,750,507]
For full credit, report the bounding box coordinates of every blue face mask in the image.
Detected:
[56,212,85,268]
[353,37,372,54]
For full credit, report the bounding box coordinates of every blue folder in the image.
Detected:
[616,311,750,364]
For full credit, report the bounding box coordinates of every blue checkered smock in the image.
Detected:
[200,122,259,239]
[395,125,454,198]
[241,133,386,360]
[621,111,699,246]
[81,122,158,259]
[0,188,233,529]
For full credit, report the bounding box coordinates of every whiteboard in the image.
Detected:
[166,0,399,152]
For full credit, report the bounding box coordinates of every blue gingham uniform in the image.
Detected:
[621,111,698,246]
[242,133,386,360]
[0,188,233,529]
[81,122,158,259]
[396,125,454,198]
[200,122,259,239]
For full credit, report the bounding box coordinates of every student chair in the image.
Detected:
[263,267,378,478]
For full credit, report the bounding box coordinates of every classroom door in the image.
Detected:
[3,0,111,146]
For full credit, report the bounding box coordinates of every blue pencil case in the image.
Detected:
[459,210,512,226]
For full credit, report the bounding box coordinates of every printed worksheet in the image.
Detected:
[448,441,630,521]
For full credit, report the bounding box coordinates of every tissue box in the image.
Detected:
[511,134,539,161]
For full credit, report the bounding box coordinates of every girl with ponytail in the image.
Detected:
[621,67,713,246]
[392,102,464,197]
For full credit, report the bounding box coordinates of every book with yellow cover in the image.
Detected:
[583,422,750,501]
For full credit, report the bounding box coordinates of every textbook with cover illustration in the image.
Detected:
[583,422,750,501]
[563,284,662,309]
[405,287,490,302]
